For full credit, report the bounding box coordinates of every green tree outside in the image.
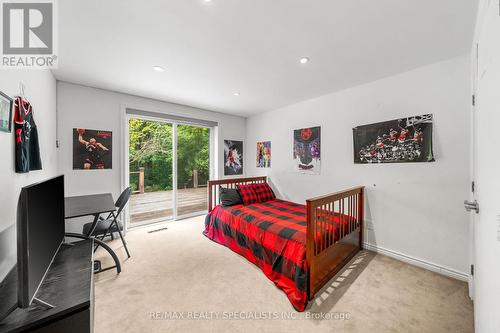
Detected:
[129,119,209,192]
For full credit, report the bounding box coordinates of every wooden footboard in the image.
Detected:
[306,186,364,299]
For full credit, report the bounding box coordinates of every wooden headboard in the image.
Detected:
[207,176,267,212]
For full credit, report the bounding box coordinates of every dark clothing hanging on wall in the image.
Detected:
[14,97,42,173]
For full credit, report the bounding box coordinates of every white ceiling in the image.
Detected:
[53,0,478,117]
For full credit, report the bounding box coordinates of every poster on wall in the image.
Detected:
[256,141,271,168]
[224,140,243,175]
[353,114,434,164]
[0,91,12,133]
[73,128,113,170]
[293,126,321,174]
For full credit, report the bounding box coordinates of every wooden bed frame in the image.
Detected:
[208,176,364,301]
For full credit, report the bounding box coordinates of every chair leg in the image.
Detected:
[114,221,131,258]
[101,221,117,242]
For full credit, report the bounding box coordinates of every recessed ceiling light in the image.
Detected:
[153,66,165,72]
[204,0,212,2]
[299,57,310,64]
[233,92,240,96]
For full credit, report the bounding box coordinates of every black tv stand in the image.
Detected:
[0,240,94,333]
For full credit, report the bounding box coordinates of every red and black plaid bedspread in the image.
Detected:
[203,199,349,311]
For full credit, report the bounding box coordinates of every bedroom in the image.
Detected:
[0,1,498,332]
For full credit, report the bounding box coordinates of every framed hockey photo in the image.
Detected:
[353,114,434,164]
[73,128,113,170]
[0,91,13,133]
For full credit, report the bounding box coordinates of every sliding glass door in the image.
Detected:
[127,116,210,227]
[176,124,209,216]
[128,119,174,226]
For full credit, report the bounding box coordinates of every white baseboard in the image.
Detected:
[363,242,469,282]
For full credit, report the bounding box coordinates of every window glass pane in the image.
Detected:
[129,118,173,224]
[176,124,209,216]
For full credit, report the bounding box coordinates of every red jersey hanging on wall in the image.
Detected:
[14,97,42,173]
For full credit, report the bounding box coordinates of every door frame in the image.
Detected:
[121,104,216,231]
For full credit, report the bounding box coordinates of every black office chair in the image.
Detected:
[82,187,132,258]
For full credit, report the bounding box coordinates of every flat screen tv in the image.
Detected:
[17,175,65,308]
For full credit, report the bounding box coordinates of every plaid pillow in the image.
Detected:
[237,183,276,205]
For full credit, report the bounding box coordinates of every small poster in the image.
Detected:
[293,126,321,174]
[0,91,12,132]
[73,128,112,170]
[224,140,243,175]
[256,141,271,168]
[353,114,434,164]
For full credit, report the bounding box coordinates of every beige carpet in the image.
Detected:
[94,215,473,333]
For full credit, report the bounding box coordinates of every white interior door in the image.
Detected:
[467,43,478,300]
[469,2,500,330]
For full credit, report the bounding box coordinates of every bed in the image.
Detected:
[204,176,364,311]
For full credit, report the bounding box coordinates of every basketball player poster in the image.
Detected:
[293,126,321,174]
[73,128,113,170]
[224,140,243,175]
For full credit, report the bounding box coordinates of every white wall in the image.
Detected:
[245,55,471,278]
[57,82,246,233]
[471,1,500,332]
[0,70,58,281]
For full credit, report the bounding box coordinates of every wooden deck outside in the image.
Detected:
[130,187,207,224]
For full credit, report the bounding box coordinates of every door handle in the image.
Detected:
[464,200,479,214]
